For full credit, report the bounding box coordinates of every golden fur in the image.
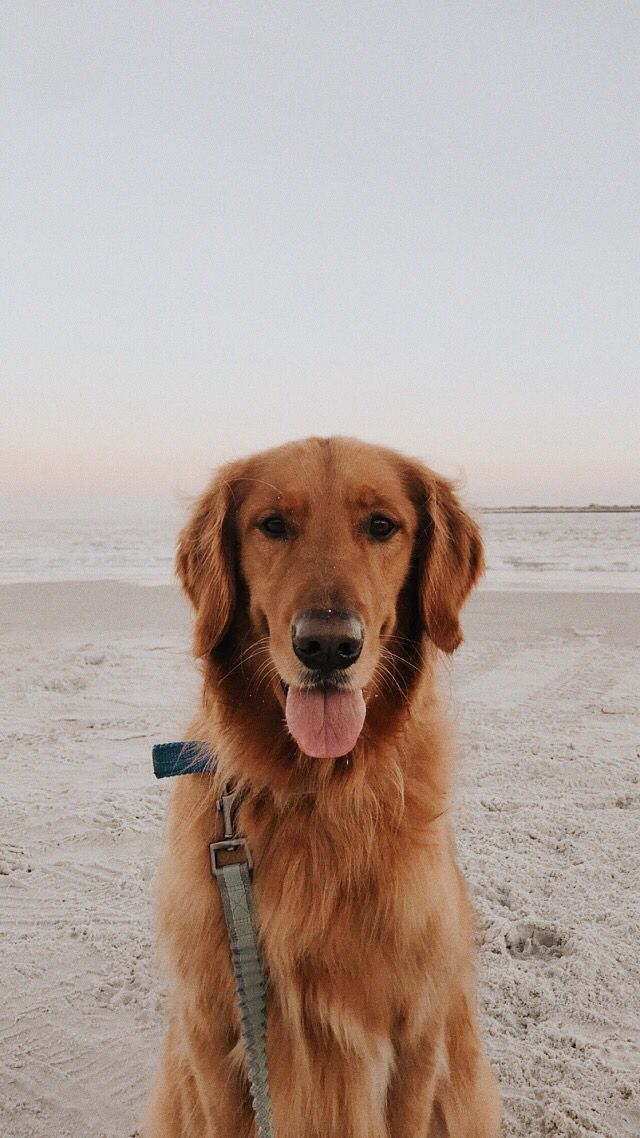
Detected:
[144,437,500,1137]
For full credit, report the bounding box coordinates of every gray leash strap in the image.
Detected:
[210,792,275,1138]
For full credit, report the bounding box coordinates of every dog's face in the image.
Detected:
[177,437,483,758]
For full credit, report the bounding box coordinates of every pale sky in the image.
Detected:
[2,1,639,518]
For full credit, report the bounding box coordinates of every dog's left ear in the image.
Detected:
[408,464,485,653]
[176,463,241,658]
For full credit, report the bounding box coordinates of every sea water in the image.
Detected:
[0,513,638,591]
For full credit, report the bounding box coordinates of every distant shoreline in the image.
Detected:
[481,506,640,514]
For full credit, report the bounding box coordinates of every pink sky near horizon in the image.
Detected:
[3,415,637,519]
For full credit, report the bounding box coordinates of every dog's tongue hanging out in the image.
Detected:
[285,687,366,758]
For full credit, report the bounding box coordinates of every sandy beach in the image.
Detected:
[1,581,638,1138]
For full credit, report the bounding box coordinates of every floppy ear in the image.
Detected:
[411,466,485,654]
[176,467,238,658]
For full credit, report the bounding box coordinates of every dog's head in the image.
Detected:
[177,437,483,760]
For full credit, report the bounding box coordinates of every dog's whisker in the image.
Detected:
[381,644,421,675]
[216,638,271,686]
[375,652,411,700]
[250,657,280,696]
[382,644,419,679]
[252,660,277,689]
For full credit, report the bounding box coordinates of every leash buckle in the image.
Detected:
[209,838,253,877]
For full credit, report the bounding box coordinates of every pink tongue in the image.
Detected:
[285,687,366,758]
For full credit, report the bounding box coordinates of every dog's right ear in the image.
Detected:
[402,460,485,654]
[176,466,239,658]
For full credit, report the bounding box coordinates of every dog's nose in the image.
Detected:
[292,610,364,673]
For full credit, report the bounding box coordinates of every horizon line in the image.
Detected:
[1,504,639,523]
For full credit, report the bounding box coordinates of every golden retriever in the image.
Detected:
[144,436,500,1137]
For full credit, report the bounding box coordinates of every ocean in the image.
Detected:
[0,513,638,591]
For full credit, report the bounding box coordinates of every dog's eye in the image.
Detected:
[368,515,398,540]
[259,515,288,538]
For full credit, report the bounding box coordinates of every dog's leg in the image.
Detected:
[386,1031,442,1138]
[432,1059,501,1138]
[431,990,501,1138]
[142,1021,204,1138]
[143,1013,256,1138]
[180,1011,257,1138]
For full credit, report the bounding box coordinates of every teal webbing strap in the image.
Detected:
[153,742,275,1138]
[152,741,211,778]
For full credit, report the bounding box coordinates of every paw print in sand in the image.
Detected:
[505,921,569,960]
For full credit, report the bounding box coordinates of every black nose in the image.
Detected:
[292,610,364,673]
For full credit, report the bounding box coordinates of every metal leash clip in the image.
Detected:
[210,788,253,877]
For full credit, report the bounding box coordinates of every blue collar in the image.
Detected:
[152,741,216,779]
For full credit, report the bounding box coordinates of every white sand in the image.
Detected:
[1,583,638,1137]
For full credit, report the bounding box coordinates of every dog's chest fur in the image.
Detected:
[251,793,452,1024]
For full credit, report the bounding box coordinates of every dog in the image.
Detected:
[144,436,500,1137]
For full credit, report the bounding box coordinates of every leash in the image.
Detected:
[152,742,275,1138]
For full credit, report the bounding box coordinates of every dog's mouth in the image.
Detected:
[277,676,366,759]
